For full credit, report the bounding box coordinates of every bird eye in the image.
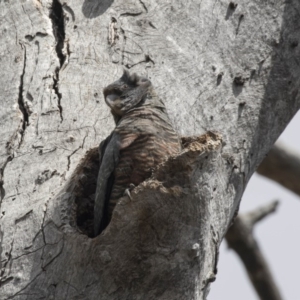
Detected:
[122,84,128,89]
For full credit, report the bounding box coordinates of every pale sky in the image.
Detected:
[210,111,300,300]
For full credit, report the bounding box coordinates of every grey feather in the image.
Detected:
[94,133,120,236]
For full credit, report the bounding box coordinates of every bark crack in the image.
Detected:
[139,0,148,12]
[50,0,66,67]
[67,146,81,171]
[66,134,87,171]
[120,12,143,17]
[125,54,154,69]
[18,42,29,147]
[39,203,64,271]
[15,210,33,224]
[53,68,63,122]
[11,246,44,261]
[49,0,66,122]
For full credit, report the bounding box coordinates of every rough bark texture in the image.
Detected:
[1,0,300,299]
[225,201,282,300]
[258,144,300,197]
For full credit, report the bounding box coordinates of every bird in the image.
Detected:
[94,70,181,236]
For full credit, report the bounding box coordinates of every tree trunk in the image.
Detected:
[1,0,299,299]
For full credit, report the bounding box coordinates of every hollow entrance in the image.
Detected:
[72,147,99,238]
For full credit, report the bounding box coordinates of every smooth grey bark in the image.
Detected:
[0,0,300,299]
[258,144,300,197]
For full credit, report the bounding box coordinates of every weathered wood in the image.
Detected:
[0,0,300,299]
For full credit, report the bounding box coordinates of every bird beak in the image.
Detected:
[105,93,120,108]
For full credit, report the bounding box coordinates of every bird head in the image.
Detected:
[103,70,152,118]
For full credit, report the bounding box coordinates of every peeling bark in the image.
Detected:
[0,0,300,299]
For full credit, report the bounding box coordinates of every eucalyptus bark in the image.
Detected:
[0,1,300,299]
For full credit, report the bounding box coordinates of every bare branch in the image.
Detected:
[258,144,300,197]
[243,200,279,228]
[225,201,282,300]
